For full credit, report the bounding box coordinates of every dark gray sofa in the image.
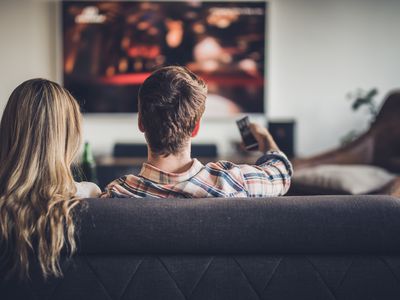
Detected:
[2,195,400,300]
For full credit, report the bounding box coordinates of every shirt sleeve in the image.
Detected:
[100,176,136,198]
[240,150,293,197]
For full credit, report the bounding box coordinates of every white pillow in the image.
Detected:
[293,164,395,195]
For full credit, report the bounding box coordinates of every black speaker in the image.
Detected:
[192,144,218,157]
[113,143,148,158]
[268,120,295,158]
[113,143,218,158]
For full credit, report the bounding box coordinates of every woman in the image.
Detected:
[0,78,100,279]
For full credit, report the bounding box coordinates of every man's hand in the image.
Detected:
[248,123,280,153]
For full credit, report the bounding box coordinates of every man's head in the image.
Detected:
[138,66,207,156]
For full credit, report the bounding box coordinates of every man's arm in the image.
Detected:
[239,123,293,196]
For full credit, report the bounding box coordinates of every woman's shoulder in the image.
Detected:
[75,181,101,198]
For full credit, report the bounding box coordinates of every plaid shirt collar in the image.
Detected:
[139,159,204,184]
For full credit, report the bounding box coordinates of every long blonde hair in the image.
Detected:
[0,78,83,279]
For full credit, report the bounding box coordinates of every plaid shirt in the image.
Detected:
[102,151,293,198]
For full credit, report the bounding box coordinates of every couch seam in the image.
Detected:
[188,256,215,297]
[44,258,74,300]
[232,256,262,300]
[379,256,400,285]
[305,256,337,300]
[157,257,188,300]
[337,258,354,289]
[83,256,114,300]
[262,256,283,292]
[119,257,144,300]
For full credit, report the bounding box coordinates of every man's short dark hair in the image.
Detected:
[138,66,207,156]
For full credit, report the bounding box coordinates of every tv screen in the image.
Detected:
[62,1,266,116]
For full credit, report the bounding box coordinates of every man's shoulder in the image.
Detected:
[110,174,143,186]
[101,174,146,198]
[204,160,260,174]
[205,160,240,170]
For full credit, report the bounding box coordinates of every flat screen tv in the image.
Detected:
[62,1,266,117]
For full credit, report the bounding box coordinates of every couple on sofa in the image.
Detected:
[0,66,292,279]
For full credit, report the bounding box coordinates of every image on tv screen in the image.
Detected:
[62,1,266,116]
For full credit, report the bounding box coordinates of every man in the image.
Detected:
[102,66,292,198]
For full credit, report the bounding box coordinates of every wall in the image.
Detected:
[269,0,400,155]
[1,0,400,157]
[0,0,56,111]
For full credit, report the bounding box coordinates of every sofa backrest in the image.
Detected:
[2,195,400,300]
[77,195,400,255]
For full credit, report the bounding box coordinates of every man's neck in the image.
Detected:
[147,144,193,174]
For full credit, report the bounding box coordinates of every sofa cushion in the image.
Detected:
[292,164,395,195]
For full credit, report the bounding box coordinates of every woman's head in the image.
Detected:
[0,78,83,279]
